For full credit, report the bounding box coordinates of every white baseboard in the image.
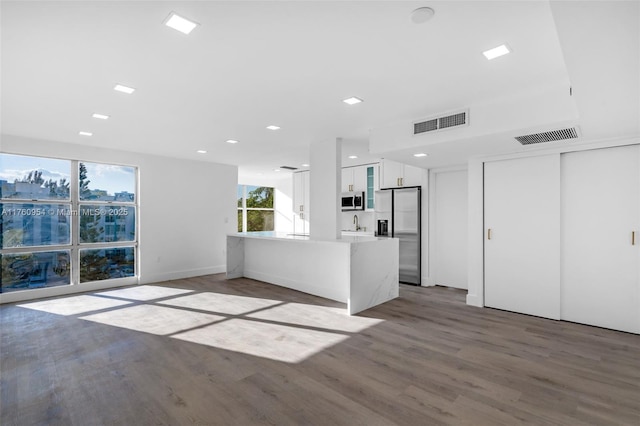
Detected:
[466,293,483,307]
[0,276,138,304]
[139,265,226,285]
[0,266,228,305]
[421,276,436,287]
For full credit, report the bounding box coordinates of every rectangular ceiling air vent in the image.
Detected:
[414,119,438,134]
[413,109,468,136]
[279,165,298,170]
[515,127,579,145]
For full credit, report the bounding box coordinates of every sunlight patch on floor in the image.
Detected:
[172,319,349,363]
[80,304,224,335]
[19,284,386,363]
[158,292,282,315]
[247,302,383,333]
[96,285,193,301]
[18,295,132,316]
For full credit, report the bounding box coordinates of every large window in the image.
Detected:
[237,185,274,232]
[1,154,137,293]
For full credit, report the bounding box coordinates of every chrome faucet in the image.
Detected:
[353,214,360,231]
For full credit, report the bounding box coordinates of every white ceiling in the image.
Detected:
[2,1,638,180]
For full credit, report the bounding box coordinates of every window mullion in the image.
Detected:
[70,160,80,286]
[242,185,248,232]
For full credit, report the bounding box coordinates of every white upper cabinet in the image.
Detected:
[403,164,423,187]
[380,159,423,188]
[342,168,355,192]
[342,165,368,193]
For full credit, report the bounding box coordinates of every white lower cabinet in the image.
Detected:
[483,145,640,333]
[561,145,640,333]
[484,155,561,320]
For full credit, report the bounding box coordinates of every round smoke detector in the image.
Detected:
[411,7,435,24]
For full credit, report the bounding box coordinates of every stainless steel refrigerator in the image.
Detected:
[375,187,421,285]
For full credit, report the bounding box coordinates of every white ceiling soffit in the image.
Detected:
[370,80,578,153]
[549,0,640,141]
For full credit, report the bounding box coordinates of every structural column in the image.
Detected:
[309,138,341,240]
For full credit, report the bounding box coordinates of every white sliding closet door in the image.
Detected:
[484,155,561,319]
[561,145,640,333]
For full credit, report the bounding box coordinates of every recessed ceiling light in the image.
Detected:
[114,84,135,94]
[483,44,510,60]
[301,163,310,167]
[164,12,199,35]
[274,169,281,172]
[197,150,207,154]
[348,155,358,159]
[411,7,435,24]
[414,153,428,157]
[226,139,239,144]
[92,113,109,120]
[79,131,93,136]
[343,97,363,105]
[266,125,280,130]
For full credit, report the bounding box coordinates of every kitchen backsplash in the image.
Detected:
[342,211,374,232]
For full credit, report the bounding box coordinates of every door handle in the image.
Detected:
[633,231,636,246]
[487,228,492,240]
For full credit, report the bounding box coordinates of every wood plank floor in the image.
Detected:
[1,274,639,425]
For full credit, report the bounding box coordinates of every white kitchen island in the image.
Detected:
[226,232,399,315]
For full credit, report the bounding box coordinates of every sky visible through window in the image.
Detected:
[0,154,135,197]
[0,154,70,186]
[82,162,135,197]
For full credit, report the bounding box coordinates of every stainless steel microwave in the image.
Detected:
[341,191,365,211]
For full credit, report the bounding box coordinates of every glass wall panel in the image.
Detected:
[1,156,139,296]
[0,153,71,200]
[237,185,275,232]
[79,247,135,283]
[79,162,136,202]
[1,203,71,248]
[245,186,274,208]
[237,185,243,207]
[79,205,135,243]
[1,250,71,292]
[246,210,274,232]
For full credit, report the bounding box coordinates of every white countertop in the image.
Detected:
[230,231,382,243]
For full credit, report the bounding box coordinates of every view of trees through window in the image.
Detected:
[0,154,137,293]
[237,185,275,232]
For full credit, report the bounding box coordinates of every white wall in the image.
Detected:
[1,134,238,293]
